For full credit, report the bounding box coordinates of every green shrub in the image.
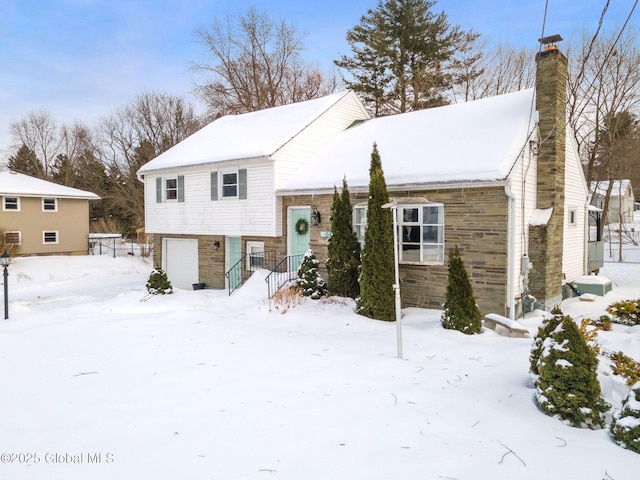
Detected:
[297,249,327,300]
[441,245,481,335]
[606,299,640,326]
[534,316,609,428]
[529,307,566,382]
[610,381,640,453]
[146,266,173,295]
[610,352,640,387]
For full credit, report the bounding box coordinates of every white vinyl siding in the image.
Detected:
[145,160,276,236]
[562,134,588,282]
[273,92,369,187]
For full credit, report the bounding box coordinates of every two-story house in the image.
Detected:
[0,170,99,256]
[138,44,589,318]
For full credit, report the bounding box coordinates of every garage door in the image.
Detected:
[163,238,199,290]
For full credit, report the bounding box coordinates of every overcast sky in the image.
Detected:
[1,0,638,156]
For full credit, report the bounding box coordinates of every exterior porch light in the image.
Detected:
[310,206,321,226]
[1,251,10,320]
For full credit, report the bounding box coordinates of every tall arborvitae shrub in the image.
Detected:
[441,245,481,334]
[326,179,361,299]
[356,144,395,321]
[610,380,640,453]
[529,307,567,383]
[297,249,327,300]
[146,266,173,295]
[534,316,609,428]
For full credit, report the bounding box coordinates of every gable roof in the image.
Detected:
[590,179,633,197]
[138,90,358,175]
[0,170,99,199]
[277,88,538,194]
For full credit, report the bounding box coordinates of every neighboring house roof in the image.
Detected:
[137,90,358,175]
[278,88,538,193]
[590,179,633,197]
[0,170,100,200]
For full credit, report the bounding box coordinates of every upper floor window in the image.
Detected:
[155,176,184,203]
[165,178,178,200]
[211,169,247,201]
[43,198,58,211]
[3,196,19,211]
[222,172,238,198]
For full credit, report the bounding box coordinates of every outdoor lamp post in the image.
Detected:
[1,251,10,320]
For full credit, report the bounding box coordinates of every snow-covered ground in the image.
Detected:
[0,254,638,479]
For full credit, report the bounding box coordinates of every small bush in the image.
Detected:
[593,315,612,331]
[297,249,327,300]
[579,318,601,355]
[606,299,640,326]
[610,381,640,453]
[610,352,640,387]
[146,266,173,295]
[441,246,481,335]
[530,307,566,383]
[268,284,303,314]
[534,316,609,428]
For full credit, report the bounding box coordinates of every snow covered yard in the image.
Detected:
[0,255,638,479]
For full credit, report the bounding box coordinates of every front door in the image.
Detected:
[226,236,242,290]
[288,207,310,273]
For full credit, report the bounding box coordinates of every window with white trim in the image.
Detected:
[568,209,577,225]
[399,204,445,264]
[4,231,21,245]
[246,241,265,271]
[3,196,19,211]
[43,231,59,244]
[43,198,58,211]
[165,178,178,200]
[353,205,367,248]
[222,172,238,198]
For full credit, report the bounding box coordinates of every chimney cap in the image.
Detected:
[538,34,563,46]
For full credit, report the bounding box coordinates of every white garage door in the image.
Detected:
[163,238,199,290]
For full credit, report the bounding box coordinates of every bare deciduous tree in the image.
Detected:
[448,41,535,102]
[567,26,640,236]
[9,110,62,177]
[97,91,202,234]
[193,6,336,116]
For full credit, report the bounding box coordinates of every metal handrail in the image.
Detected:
[265,253,305,298]
[225,250,277,295]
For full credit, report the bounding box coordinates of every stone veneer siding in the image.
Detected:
[281,185,509,315]
[528,47,567,310]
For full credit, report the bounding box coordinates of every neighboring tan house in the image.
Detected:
[0,170,100,255]
[590,179,635,225]
[138,44,588,318]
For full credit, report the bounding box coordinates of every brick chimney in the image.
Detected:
[528,42,568,310]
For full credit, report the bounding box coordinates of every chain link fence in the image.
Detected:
[599,261,640,288]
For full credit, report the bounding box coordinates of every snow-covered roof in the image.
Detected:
[278,88,537,193]
[138,90,355,174]
[0,170,99,199]
[590,179,632,197]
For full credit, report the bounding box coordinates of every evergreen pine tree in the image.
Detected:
[534,316,609,428]
[146,266,173,295]
[7,144,45,178]
[441,245,481,334]
[297,249,327,299]
[529,306,567,383]
[356,144,395,321]
[335,0,479,115]
[610,380,640,453]
[326,179,361,298]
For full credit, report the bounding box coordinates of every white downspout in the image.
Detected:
[505,181,517,319]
